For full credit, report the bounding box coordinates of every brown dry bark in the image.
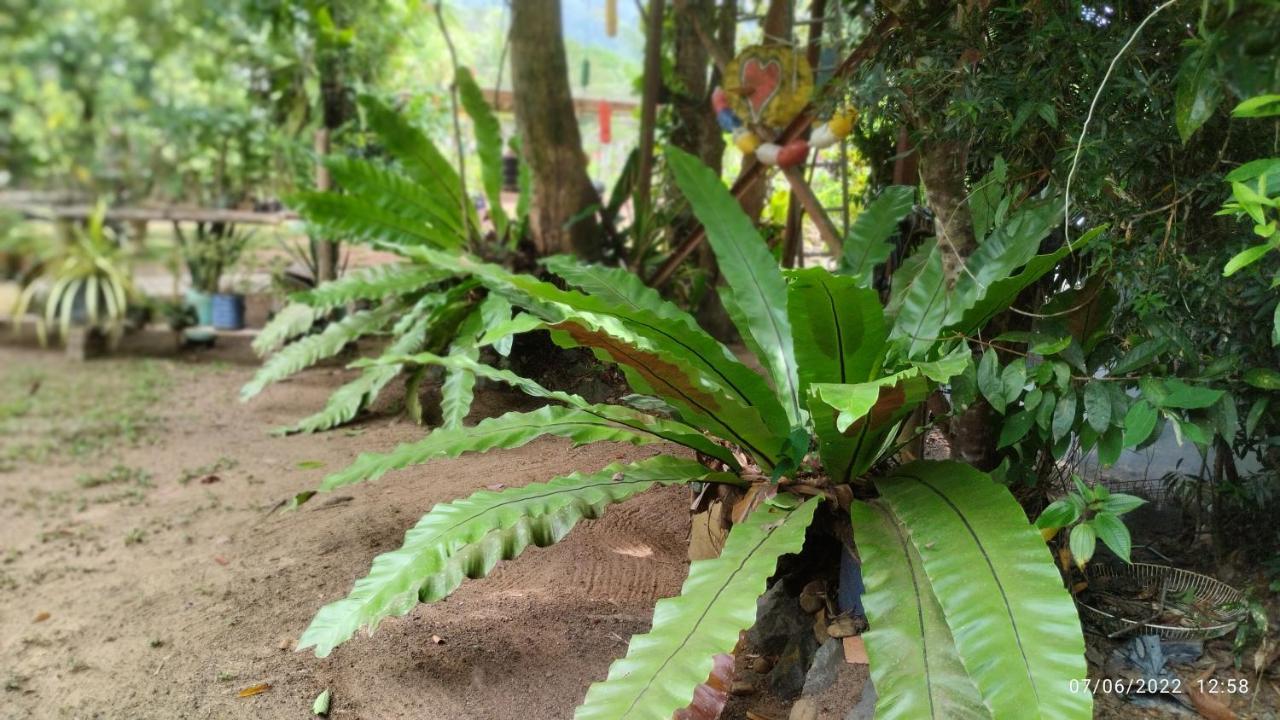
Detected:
[509,0,605,260]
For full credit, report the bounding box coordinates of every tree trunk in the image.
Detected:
[509,0,605,260]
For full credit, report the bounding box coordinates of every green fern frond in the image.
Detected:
[575,495,820,720]
[290,192,457,249]
[324,156,465,239]
[241,304,399,402]
[290,263,453,309]
[315,405,668,498]
[299,455,736,658]
[253,303,321,356]
[358,95,462,199]
[456,67,508,235]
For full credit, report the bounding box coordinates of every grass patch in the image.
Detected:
[75,464,153,489]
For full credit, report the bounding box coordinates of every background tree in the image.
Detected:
[509,0,606,260]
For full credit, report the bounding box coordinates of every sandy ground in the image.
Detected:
[0,346,696,719]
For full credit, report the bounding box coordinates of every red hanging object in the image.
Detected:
[598,100,612,144]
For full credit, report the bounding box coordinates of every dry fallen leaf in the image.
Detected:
[213,556,229,566]
[237,682,271,698]
[33,611,50,623]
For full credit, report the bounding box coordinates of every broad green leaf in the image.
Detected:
[241,304,399,401]
[1225,158,1280,183]
[1091,513,1132,563]
[541,255,704,335]
[786,268,886,392]
[1175,44,1222,144]
[977,349,1004,412]
[842,185,916,284]
[912,343,971,384]
[1034,499,1081,530]
[575,496,820,720]
[809,372,931,483]
[1100,493,1147,515]
[1069,522,1097,567]
[1244,367,1280,390]
[970,157,1007,243]
[997,410,1035,449]
[316,405,667,497]
[1097,426,1123,467]
[948,226,1104,336]
[943,202,1060,327]
[300,456,736,658]
[291,264,452,308]
[1223,243,1273,276]
[852,499,991,720]
[1051,390,1077,442]
[1000,359,1027,408]
[1233,94,1280,118]
[1159,379,1224,409]
[666,146,802,425]
[876,461,1091,719]
[1111,339,1168,375]
[1082,382,1111,434]
[456,67,508,235]
[313,689,331,716]
[889,243,949,359]
[1246,397,1270,437]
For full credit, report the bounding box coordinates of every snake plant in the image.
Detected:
[294,148,1094,719]
[10,201,135,346]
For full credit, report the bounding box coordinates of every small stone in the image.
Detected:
[750,656,774,674]
[827,616,860,639]
[789,698,818,720]
[730,680,755,696]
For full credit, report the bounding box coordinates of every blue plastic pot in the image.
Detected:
[185,288,214,327]
[211,292,245,330]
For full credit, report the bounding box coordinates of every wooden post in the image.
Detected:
[780,165,841,256]
[314,128,337,282]
[635,0,666,218]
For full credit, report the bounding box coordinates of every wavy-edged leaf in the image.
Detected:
[280,300,440,435]
[358,94,462,205]
[551,321,781,468]
[842,185,916,285]
[291,192,452,248]
[888,242,948,359]
[253,303,321,356]
[809,371,930,483]
[852,499,990,720]
[787,268,886,394]
[456,67,508,235]
[943,202,1060,328]
[402,246,789,441]
[368,350,739,467]
[290,263,451,308]
[317,405,668,497]
[242,304,399,401]
[875,461,1091,719]
[542,254,704,335]
[299,456,737,657]
[947,226,1104,336]
[665,146,802,426]
[325,156,465,241]
[575,495,820,720]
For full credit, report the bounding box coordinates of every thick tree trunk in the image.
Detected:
[509,0,605,260]
[670,0,725,173]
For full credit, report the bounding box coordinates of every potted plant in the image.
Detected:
[9,201,136,346]
[174,220,252,328]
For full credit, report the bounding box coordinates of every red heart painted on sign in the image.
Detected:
[741,57,782,122]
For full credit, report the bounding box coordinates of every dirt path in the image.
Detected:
[0,346,693,719]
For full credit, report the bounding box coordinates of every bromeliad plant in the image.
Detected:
[293,148,1093,719]
[242,70,527,434]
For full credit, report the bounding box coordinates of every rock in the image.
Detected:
[845,678,876,720]
[826,615,866,639]
[730,680,755,696]
[801,639,844,696]
[747,581,811,656]
[799,580,826,614]
[768,630,821,700]
[751,656,774,674]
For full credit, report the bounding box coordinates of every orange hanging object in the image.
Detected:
[606,0,617,37]
[598,100,612,144]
